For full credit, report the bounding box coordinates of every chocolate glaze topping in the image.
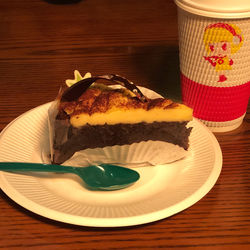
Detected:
[61,74,147,103]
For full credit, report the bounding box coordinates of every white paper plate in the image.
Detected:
[0,101,222,227]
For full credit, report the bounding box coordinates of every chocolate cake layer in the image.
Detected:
[52,120,192,164]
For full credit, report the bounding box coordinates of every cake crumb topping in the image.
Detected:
[58,84,192,127]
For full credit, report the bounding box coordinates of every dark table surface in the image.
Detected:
[0,0,249,249]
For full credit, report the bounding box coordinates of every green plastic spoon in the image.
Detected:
[0,162,140,191]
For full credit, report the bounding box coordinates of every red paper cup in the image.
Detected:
[175,0,250,132]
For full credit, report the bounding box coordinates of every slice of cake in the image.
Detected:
[48,72,193,165]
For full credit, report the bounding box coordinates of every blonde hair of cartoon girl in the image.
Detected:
[203,23,243,82]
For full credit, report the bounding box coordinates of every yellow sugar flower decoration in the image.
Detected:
[65,70,91,87]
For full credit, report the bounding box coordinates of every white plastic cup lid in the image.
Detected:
[174,0,250,19]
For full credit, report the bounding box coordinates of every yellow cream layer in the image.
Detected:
[70,104,193,127]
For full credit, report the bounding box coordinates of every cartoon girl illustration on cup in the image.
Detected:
[203,23,243,82]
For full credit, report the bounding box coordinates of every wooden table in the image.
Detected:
[0,0,249,249]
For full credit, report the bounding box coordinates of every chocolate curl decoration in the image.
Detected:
[60,74,147,103]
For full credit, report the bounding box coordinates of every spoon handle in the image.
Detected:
[0,162,73,173]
